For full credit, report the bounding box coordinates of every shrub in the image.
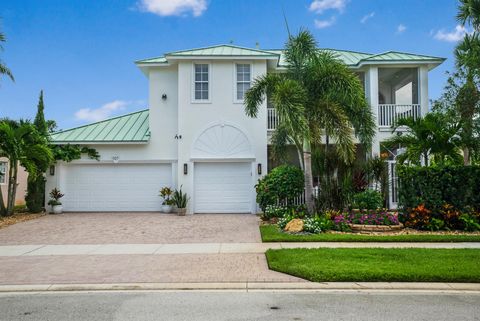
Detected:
[402,204,432,230]
[352,190,383,210]
[303,216,334,234]
[331,212,351,232]
[263,205,288,220]
[459,214,480,232]
[426,218,445,231]
[256,165,304,212]
[439,203,463,230]
[397,165,480,214]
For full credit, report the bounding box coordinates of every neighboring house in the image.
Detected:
[0,158,28,207]
[46,45,444,214]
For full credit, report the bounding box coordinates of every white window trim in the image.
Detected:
[191,62,212,104]
[0,161,7,185]
[233,62,253,104]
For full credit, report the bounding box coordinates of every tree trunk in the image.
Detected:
[6,160,18,216]
[463,147,470,166]
[303,138,315,214]
[0,179,5,216]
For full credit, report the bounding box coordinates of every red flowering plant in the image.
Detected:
[403,204,432,229]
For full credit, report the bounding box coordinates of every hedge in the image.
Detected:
[397,165,480,214]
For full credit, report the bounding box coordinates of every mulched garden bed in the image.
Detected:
[0,212,46,229]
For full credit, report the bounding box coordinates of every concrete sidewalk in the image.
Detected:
[1,242,480,256]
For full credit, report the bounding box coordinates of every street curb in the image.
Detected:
[0,282,479,293]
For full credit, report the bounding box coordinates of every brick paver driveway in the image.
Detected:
[0,213,303,285]
[0,213,261,245]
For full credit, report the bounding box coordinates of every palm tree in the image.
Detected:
[455,1,480,165]
[244,30,375,212]
[0,25,14,82]
[384,113,463,166]
[457,0,480,30]
[0,119,53,216]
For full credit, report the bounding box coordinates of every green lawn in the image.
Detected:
[266,248,480,282]
[260,225,480,242]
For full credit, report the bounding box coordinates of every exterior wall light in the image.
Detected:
[257,163,262,175]
[49,165,55,176]
[183,163,188,175]
[162,94,167,100]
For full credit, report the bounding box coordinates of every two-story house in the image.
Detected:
[47,45,444,214]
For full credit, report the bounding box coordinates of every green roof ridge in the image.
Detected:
[364,50,446,61]
[165,44,279,56]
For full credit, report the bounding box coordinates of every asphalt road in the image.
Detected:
[0,291,478,321]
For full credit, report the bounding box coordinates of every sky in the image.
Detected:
[0,0,465,130]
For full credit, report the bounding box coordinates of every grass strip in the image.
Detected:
[266,248,480,282]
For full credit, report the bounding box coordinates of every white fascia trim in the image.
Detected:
[66,159,178,165]
[52,141,149,145]
[191,157,255,162]
[167,55,278,61]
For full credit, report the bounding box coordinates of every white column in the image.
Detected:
[419,66,429,116]
[366,66,380,157]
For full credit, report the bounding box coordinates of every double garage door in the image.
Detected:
[63,163,172,212]
[62,162,253,213]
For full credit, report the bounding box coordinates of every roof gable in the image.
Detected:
[51,109,150,144]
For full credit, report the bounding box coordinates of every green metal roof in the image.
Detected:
[136,45,444,67]
[51,109,150,144]
[136,45,278,64]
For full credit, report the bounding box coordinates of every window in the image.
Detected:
[0,162,6,184]
[236,63,251,101]
[194,64,209,101]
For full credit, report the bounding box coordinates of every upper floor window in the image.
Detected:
[236,63,251,101]
[194,64,209,101]
[0,162,6,184]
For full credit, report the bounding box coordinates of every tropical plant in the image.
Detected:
[0,119,53,216]
[0,24,13,83]
[159,186,174,205]
[47,188,64,206]
[352,190,383,210]
[384,113,463,166]
[172,186,189,209]
[244,29,375,212]
[255,165,304,212]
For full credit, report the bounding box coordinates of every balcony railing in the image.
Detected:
[267,108,279,131]
[378,104,421,127]
[268,105,422,131]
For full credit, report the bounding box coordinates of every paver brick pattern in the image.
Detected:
[0,213,262,245]
[0,254,303,285]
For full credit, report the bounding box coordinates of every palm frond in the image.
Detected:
[244,73,282,118]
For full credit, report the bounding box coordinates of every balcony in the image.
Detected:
[377,104,421,128]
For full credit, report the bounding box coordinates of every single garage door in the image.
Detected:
[194,162,252,213]
[62,163,172,212]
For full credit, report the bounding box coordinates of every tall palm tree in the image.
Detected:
[384,113,463,166]
[245,30,375,212]
[455,0,480,165]
[0,26,14,82]
[0,119,52,216]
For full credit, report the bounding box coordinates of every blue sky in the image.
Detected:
[0,0,465,129]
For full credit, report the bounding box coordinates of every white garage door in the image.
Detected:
[63,163,172,212]
[194,162,253,213]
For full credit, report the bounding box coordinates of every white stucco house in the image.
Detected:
[47,45,444,214]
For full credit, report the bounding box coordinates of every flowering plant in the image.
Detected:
[347,209,399,226]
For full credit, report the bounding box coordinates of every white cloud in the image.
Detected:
[138,0,207,17]
[396,24,406,34]
[434,25,468,42]
[314,17,336,29]
[309,0,347,14]
[75,100,131,122]
[360,12,375,24]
